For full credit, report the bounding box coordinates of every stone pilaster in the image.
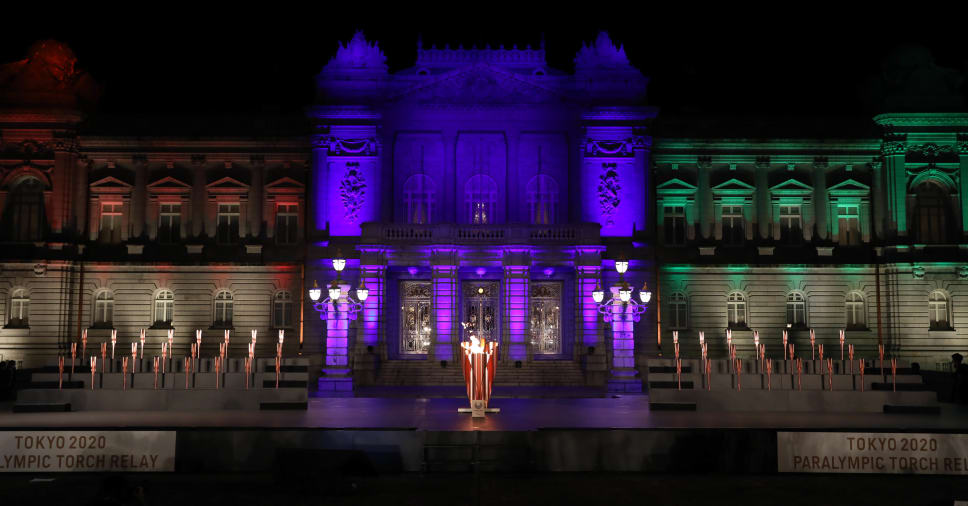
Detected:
[191,156,206,238]
[502,249,531,361]
[318,283,353,396]
[431,248,459,363]
[607,286,641,393]
[131,155,147,239]
[355,249,386,385]
[575,247,606,385]
[812,158,829,240]
[249,156,264,238]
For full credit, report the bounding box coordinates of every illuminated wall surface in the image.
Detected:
[2,36,968,386]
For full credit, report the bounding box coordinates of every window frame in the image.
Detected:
[664,205,687,245]
[721,205,745,245]
[845,291,867,330]
[153,289,174,328]
[526,175,559,225]
[275,203,299,245]
[786,291,808,328]
[212,290,234,328]
[92,289,114,328]
[667,291,689,330]
[726,291,748,329]
[6,288,29,328]
[216,203,241,244]
[403,174,436,225]
[272,290,294,329]
[779,205,803,244]
[929,290,952,330]
[158,203,182,243]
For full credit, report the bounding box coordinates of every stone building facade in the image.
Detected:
[1,36,966,394]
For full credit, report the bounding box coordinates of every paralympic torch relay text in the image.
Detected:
[0,431,175,472]
[778,432,968,475]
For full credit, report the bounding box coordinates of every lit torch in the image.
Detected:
[90,356,97,390]
[122,357,128,390]
[782,330,788,361]
[58,356,64,389]
[81,329,88,364]
[111,329,117,359]
[891,357,897,392]
[70,342,76,377]
[839,329,845,361]
[139,328,146,359]
[810,329,816,360]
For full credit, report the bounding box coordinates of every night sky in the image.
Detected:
[1,13,965,118]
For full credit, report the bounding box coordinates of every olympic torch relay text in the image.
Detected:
[0,431,175,472]
[778,432,968,475]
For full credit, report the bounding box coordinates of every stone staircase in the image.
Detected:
[372,358,587,387]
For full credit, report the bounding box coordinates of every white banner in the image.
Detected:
[0,431,175,472]
[778,432,968,475]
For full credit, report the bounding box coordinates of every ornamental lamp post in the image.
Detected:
[308,253,366,320]
[592,259,651,394]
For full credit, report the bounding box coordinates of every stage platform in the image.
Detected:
[3,396,967,473]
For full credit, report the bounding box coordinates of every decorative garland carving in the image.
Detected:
[584,137,646,157]
[880,133,907,156]
[597,163,621,227]
[907,143,958,160]
[338,163,366,224]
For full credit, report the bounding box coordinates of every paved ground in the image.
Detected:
[1,472,967,506]
[4,396,968,431]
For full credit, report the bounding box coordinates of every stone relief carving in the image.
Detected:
[324,137,379,156]
[395,66,559,105]
[338,163,366,224]
[584,138,643,157]
[597,162,621,227]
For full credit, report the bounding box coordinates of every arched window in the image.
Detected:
[213,290,234,327]
[929,290,951,330]
[154,290,174,327]
[846,291,866,330]
[403,174,436,224]
[273,291,293,329]
[464,175,497,224]
[667,292,688,329]
[727,292,747,329]
[3,177,46,242]
[526,175,559,225]
[914,182,951,244]
[93,290,114,328]
[7,288,29,328]
[786,292,807,328]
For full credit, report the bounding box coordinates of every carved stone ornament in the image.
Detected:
[33,263,46,277]
[531,283,560,299]
[324,137,379,156]
[957,134,968,154]
[907,143,958,161]
[881,133,907,156]
[912,265,925,279]
[958,266,968,280]
[403,281,432,299]
[584,138,642,157]
[338,163,366,224]
[597,163,621,227]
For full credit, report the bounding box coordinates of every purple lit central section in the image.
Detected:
[503,266,528,361]
[577,266,602,349]
[433,265,457,361]
[359,266,384,349]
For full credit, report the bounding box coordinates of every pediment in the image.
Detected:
[656,178,698,194]
[828,178,870,194]
[89,176,132,189]
[711,178,756,193]
[770,178,813,193]
[265,176,305,190]
[147,176,192,190]
[206,176,249,190]
[390,64,565,105]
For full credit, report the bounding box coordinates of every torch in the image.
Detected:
[215,355,221,390]
[184,357,191,389]
[705,359,712,391]
[827,358,833,391]
[766,359,772,390]
[809,329,816,360]
[90,356,97,390]
[167,328,174,366]
[195,329,202,361]
[753,331,760,367]
[676,358,682,390]
[81,329,88,364]
[891,357,897,392]
[70,342,76,377]
[130,342,137,373]
[122,357,128,391]
[139,328,146,359]
[673,330,679,362]
[161,343,168,375]
[58,356,64,389]
[244,356,251,390]
[848,344,855,374]
[819,343,824,363]
[153,356,159,390]
[788,343,795,363]
[782,330,788,361]
[111,329,117,359]
[878,344,885,377]
[698,330,704,347]
[100,342,107,373]
[796,358,802,391]
[839,329,845,361]
[275,355,281,389]
[859,359,865,392]
[223,329,230,357]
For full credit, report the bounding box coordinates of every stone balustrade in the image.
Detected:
[360,222,601,245]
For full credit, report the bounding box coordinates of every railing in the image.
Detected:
[361,222,601,245]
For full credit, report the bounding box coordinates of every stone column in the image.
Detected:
[880,136,907,240]
[607,286,641,393]
[576,247,606,385]
[249,157,264,239]
[355,249,386,385]
[755,158,770,240]
[309,137,329,239]
[431,248,459,363]
[502,249,531,362]
[131,156,147,239]
[73,159,90,239]
[191,157,206,238]
[958,143,968,240]
[869,158,886,241]
[812,158,829,240]
[318,283,353,396]
[697,157,713,239]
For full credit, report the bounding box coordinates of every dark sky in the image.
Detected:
[1,12,965,117]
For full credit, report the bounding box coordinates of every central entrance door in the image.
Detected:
[461,281,500,349]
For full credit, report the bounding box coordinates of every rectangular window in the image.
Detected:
[838,205,861,245]
[530,282,562,355]
[217,203,240,244]
[275,204,298,245]
[100,203,122,243]
[158,203,181,243]
[779,205,802,244]
[722,206,745,245]
[664,205,686,245]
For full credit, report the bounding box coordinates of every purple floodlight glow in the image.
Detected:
[475,267,487,278]
[407,266,418,277]
[543,267,554,277]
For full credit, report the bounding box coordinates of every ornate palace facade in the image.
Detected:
[1,36,966,393]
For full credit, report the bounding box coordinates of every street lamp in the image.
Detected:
[592,260,651,322]
[308,252,366,320]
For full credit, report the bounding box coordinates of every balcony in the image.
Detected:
[360,222,602,245]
